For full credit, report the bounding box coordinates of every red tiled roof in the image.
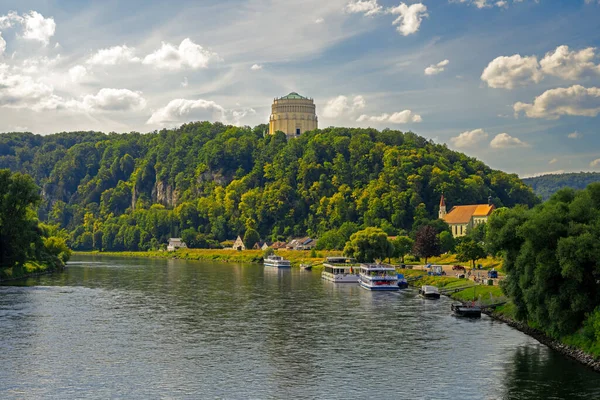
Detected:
[443,204,494,224]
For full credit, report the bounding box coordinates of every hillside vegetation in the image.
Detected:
[0,123,538,251]
[523,172,600,200]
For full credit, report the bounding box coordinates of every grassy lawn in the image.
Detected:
[404,254,503,271]
[76,249,343,268]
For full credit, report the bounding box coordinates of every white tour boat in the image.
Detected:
[321,257,360,283]
[358,264,399,291]
[263,254,291,268]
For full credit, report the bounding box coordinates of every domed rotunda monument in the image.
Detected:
[268,92,318,138]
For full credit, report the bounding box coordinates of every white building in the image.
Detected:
[167,238,187,252]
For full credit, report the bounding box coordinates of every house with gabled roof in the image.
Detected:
[439,195,495,238]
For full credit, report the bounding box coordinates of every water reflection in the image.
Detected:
[0,255,599,399]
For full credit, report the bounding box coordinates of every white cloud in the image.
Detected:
[481,54,542,89]
[323,95,366,118]
[345,0,383,16]
[357,110,422,123]
[142,38,221,70]
[147,98,227,125]
[514,85,600,119]
[490,133,529,148]
[181,77,188,87]
[315,17,324,24]
[450,128,489,148]
[483,45,600,89]
[450,0,536,8]
[68,65,87,83]
[540,45,600,80]
[20,55,61,74]
[77,88,146,112]
[0,66,145,113]
[21,11,56,45]
[568,131,582,139]
[584,0,600,4]
[0,66,56,110]
[250,64,262,70]
[0,32,5,55]
[87,45,140,66]
[388,3,428,36]
[591,158,600,168]
[0,11,56,46]
[549,158,558,164]
[425,59,449,75]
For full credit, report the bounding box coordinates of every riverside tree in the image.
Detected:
[343,227,393,263]
[412,225,441,264]
[0,169,71,274]
[487,184,600,338]
[455,237,486,268]
[392,236,413,263]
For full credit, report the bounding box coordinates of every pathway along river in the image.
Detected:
[2,255,600,399]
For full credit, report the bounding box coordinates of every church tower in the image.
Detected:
[439,194,447,219]
[268,92,318,139]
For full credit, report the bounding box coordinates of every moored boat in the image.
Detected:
[358,264,399,291]
[322,257,360,283]
[300,263,312,270]
[419,285,440,299]
[397,273,409,289]
[451,303,482,318]
[263,254,291,268]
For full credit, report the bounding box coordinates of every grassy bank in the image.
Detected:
[75,249,343,268]
[399,268,506,306]
[0,261,58,282]
[405,254,503,270]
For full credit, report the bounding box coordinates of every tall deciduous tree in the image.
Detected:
[392,236,414,263]
[455,237,486,268]
[343,227,393,263]
[487,184,600,338]
[412,225,441,264]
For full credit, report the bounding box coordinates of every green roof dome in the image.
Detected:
[279,92,307,100]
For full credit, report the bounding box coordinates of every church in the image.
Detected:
[268,92,318,139]
[439,195,495,238]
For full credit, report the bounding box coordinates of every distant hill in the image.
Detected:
[522,172,600,200]
[0,123,538,251]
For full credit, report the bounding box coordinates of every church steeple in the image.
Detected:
[439,194,447,219]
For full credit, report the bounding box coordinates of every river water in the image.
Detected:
[1,255,600,399]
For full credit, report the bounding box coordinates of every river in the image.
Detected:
[1,255,600,399]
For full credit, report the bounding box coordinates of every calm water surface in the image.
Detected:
[2,255,600,399]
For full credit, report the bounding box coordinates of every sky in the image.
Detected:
[0,0,599,177]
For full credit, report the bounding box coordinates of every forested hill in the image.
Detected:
[522,172,600,201]
[0,123,538,251]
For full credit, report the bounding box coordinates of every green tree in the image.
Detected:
[243,228,260,249]
[412,225,441,264]
[343,227,393,263]
[438,231,455,254]
[392,236,414,263]
[455,237,486,268]
[263,247,275,258]
[0,170,42,268]
[487,184,600,337]
[315,230,345,250]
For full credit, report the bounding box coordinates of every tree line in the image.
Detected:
[0,123,538,251]
[0,169,71,277]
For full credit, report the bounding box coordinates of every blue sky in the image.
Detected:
[0,0,599,177]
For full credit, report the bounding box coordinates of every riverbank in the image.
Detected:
[488,305,600,372]
[398,268,504,306]
[399,269,600,372]
[75,249,342,268]
[0,261,63,283]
